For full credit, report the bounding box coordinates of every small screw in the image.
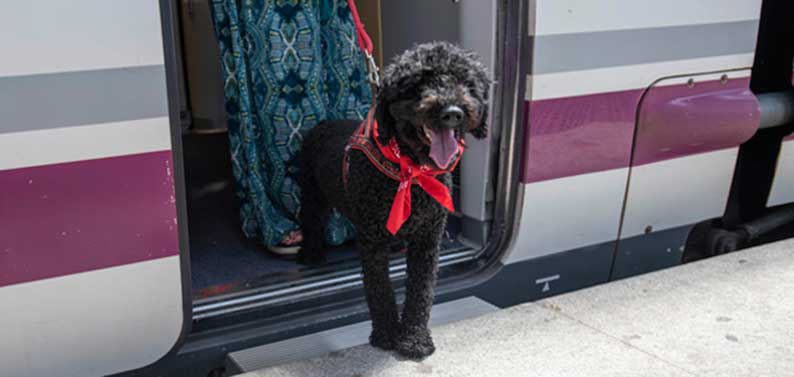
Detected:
[720,74,729,84]
[686,78,695,88]
[645,225,653,234]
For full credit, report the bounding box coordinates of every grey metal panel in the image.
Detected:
[758,91,794,129]
[459,0,498,222]
[179,0,228,132]
[227,297,497,373]
[380,0,460,63]
[533,20,759,74]
[0,65,168,133]
[611,225,693,280]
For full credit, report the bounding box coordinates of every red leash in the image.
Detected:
[347,0,373,54]
[347,0,380,88]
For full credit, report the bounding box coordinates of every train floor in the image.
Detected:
[236,237,794,377]
[184,132,360,296]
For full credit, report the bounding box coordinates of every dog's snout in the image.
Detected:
[440,106,464,127]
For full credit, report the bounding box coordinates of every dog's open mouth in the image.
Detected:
[420,126,458,169]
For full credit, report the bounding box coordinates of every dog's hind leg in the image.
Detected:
[296,174,329,266]
[296,210,329,266]
[395,228,443,359]
[359,239,400,350]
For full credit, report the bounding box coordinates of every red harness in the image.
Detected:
[343,104,464,235]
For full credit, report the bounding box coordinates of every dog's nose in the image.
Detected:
[440,106,464,127]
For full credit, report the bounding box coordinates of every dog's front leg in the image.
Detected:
[359,239,400,350]
[395,235,440,359]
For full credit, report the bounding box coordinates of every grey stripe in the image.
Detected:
[0,65,168,134]
[532,20,759,74]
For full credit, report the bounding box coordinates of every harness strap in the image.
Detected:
[342,102,464,189]
[343,104,402,190]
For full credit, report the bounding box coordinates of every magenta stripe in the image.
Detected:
[522,77,760,183]
[0,151,179,287]
[522,90,641,183]
[634,77,758,166]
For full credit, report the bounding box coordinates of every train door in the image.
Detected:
[0,1,189,376]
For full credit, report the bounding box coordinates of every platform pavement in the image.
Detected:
[238,238,794,377]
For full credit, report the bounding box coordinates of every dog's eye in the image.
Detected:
[466,82,483,94]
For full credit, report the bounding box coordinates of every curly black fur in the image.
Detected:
[298,42,491,359]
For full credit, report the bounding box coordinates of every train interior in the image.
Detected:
[173,1,499,300]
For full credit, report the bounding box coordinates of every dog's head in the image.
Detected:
[376,41,491,170]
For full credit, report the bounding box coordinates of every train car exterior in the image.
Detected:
[1,1,791,376]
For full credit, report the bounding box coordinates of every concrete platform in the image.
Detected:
[238,239,794,377]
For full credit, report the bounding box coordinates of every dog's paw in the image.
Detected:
[296,249,327,266]
[369,329,396,351]
[395,328,435,359]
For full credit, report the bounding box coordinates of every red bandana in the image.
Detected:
[371,120,463,235]
[342,105,465,235]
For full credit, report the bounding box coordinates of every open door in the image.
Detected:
[0,1,189,376]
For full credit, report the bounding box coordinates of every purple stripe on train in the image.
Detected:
[522,90,640,183]
[0,151,179,287]
[522,77,759,183]
[634,77,758,166]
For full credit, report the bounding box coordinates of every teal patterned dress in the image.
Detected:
[212,0,370,246]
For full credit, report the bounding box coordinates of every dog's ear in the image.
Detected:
[388,100,413,122]
[376,100,412,144]
[469,104,488,139]
[374,102,394,145]
[466,55,491,140]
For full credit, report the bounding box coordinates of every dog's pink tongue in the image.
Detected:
[429,129,457,169]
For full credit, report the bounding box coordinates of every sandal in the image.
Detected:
[266,230,303,256]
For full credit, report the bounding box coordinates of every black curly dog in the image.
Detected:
[298,42,490,359]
